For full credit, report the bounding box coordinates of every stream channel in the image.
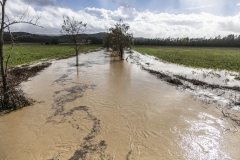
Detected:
[0,50,240,160]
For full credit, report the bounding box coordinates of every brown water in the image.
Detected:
[0,50,240,160]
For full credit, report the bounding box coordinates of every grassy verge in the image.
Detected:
[3,44,102,67]
[134,45,240,72]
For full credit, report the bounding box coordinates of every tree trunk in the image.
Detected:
[120,46,124,60]
[0,36,8,108]
[0,1,8,108]
[75,43,79,66]
[76,52,79,66]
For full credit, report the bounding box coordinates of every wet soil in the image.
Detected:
[0,62,52,112]
[8,62,52,86]
[0,50,240,160]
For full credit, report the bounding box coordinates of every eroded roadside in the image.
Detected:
[0,62,52,113]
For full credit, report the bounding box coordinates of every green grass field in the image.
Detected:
[134,46,240,72]
[3,44,102,67]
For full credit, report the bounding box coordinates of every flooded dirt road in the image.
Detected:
[0,50,240,159]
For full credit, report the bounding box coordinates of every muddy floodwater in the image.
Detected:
[0,50,240,160]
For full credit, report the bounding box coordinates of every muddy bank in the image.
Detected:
[0,50,240,159]
[141,67,183,86]
[175,75,240,92]
[0,62,51,112]
[9,62,52,86]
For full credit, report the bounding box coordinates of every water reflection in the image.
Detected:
[180,112,230,160]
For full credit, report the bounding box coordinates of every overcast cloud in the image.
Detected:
[5,0,240,38]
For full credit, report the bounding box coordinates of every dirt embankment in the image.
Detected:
[141,66,240,92]
[9,63,51,85]
[0,62,51,112]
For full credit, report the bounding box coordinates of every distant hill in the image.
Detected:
[3,32,106,44]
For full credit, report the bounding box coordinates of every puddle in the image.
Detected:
[0,50,240,159]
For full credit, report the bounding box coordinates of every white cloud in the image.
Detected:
[237,3,240,6]
[4,0,240,38]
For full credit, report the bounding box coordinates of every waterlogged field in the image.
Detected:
[3,44,101,67]
[134,46,240,72]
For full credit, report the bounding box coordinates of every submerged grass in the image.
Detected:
[3,44,101,67]
[134,46,240,72]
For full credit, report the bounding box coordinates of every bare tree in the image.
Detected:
[0,0,41,109]
[108,19,133,60]
[61,15,87,66]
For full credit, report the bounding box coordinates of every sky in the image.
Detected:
[4,0,240,38]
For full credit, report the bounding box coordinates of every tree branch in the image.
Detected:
[4,54,10,75]
[4,17,42,29]
[3,5,42,29]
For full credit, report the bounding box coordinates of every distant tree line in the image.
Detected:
[86,37,103,44]
[3,32,103,44]
[134,34,240,47]
[5,32,240,47]
[3,33,52,44]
